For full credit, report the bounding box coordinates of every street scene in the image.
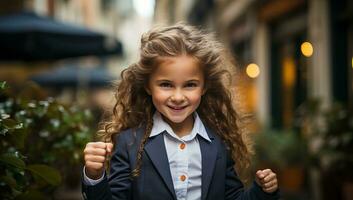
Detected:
[0,0,352,199]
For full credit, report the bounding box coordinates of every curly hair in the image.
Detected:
[99,23,253,182]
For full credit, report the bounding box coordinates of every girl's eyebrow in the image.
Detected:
[186,79,200,82]
[156,79,172,82]
[156,79,200,83]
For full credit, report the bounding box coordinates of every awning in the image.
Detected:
[30,64,116,88]
[0,11,123,61]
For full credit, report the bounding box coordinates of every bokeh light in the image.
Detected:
[301,41,313,57]
[246,63,260,78]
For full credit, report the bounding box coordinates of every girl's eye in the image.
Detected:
[159,82,172,88]
[185,82,197,87]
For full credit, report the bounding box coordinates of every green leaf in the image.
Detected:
[0,154,26,169]
[10,128,27,149]
[14,190,47,200]
[2,118,19,129]
[0,175,17,188]
[26,164,61,186]
[0,81,7,90]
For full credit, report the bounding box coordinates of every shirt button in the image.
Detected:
[180,175,186,181]
[179,143,186,150]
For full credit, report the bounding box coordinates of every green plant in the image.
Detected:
[296,99,353,199]
[297,99,353,174]
[253,129,308,168]
[0,81,94,199]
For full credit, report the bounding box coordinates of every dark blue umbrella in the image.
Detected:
[30,64,117,88]
[0,11,123,61]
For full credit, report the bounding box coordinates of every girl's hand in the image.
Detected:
[255,169,278,193]
[84,142,113,180]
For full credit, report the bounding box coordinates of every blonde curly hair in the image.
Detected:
[99,23,252,182]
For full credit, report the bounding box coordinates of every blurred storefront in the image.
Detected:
[186,0,352,129]
[187,0,353,199]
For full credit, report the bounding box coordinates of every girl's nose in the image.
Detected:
[170,90,186,102]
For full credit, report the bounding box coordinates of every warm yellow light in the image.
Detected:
[246,63,260,78]
[283,57,296,87]
[351,57,353,69]
[301,42,313,57]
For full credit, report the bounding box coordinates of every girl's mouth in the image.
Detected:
[168,105,187,111]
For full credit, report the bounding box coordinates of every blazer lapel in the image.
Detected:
[144,132,177,200]
[198,128,218,200]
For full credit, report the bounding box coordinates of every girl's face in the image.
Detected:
[146,55,205,130]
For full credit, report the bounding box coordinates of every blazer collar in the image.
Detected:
[144,132,177,200]
[199,126,218,200]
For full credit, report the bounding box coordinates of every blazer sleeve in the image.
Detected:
[109,131,132,199]
[225,150,280,200]
[82,132,132,200]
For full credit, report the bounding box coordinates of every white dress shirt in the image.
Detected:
[150,112,211,200]
[84,111,211,200]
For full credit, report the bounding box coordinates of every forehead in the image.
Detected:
[152,55,203,78]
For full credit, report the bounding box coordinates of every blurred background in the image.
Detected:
[0,0,352,199]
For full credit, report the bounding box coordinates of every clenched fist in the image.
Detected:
[255,169,278,193]
[84,142,113,180]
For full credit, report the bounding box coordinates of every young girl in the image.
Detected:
[82,23,279,200]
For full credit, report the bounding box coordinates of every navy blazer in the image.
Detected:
[82,126,279,200]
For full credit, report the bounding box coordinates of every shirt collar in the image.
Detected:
[150,111,211,142]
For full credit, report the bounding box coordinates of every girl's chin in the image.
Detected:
[164,112,195,126]
[164,116,187,124]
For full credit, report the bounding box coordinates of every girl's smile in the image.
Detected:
[167,105,187,111]
[146,55,205,136]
